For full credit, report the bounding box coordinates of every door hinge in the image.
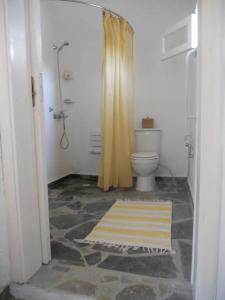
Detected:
[31,76,36,107]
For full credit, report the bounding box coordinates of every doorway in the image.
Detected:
[34,0,197,299]
[2,0,225,299]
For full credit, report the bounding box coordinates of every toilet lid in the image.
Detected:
[131,152,159,159]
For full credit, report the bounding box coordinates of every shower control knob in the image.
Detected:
[53,113,60,120]
[63,71,73,80]
[53,112,69,120]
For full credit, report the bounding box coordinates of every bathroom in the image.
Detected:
[38,0,197,299]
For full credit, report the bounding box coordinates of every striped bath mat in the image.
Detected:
[81,200,173,254]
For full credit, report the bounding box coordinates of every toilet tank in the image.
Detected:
[135,129,161,153]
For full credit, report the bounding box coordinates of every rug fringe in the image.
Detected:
[116,199,172,204]
[74,239,175,256]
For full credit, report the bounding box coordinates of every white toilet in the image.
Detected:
[131,129,161,192]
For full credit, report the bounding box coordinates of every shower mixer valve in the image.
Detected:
[53,111,68,120]
[185,141,194,158]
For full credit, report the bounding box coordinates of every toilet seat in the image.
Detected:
[131,152,159,160]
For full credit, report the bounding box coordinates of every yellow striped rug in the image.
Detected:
[82,200,173,254]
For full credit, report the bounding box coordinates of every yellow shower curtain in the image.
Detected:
[98,12,134,191]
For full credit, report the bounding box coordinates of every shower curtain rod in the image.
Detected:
[52,0,133,29]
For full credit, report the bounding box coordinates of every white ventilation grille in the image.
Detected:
[161,13,198,61]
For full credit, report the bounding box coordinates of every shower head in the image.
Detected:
[52,42,70,52]
[58,41,69,52]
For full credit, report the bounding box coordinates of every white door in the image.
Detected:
[2,0,49,282]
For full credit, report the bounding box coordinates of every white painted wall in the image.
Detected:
[41,0,196,181]
[41,4,72,183]
[187,52,197,198]
[0,0,11,292]
[0,139,10,293]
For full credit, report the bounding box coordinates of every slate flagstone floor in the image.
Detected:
[27,176,193,300]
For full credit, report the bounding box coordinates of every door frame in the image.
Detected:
[28,0,51,265]
[192,0,225,299]
[0,0,50,283]
[30,0,225,298]
[1,0,225,298]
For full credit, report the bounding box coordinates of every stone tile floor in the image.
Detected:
[27,176,193,300]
